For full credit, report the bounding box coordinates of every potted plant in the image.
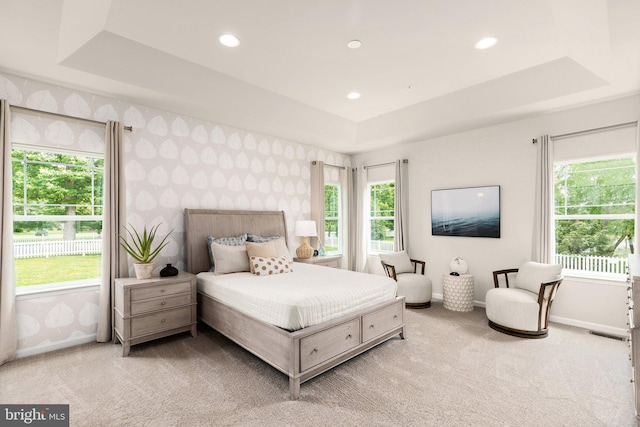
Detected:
[120,223,172,279]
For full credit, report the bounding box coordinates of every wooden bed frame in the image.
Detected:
[184,209,405,399]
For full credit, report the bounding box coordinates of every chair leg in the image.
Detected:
[488,320,548,339]
[405,301,431,309]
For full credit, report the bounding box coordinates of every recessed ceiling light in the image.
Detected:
[347,92,361,100]
[219,33,240,48]
[347,40,362,49]
[475,36,498,50]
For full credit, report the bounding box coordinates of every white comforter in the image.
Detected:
[197,262,397,330]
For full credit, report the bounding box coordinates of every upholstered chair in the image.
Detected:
[485,261,563,338]
[380,251,432,308]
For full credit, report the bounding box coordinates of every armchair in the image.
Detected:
[380,251,432,308]
[485,261,563,338]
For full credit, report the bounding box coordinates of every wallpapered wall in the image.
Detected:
[0,72,351,356]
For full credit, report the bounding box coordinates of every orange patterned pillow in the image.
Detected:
[250,256,293,276]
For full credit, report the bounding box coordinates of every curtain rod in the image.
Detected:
[11,105,133,132]
[532,120,638,143]
[311,160,345,169]
[364,159,408,169]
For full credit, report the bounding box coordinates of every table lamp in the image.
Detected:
[294,220,317,259]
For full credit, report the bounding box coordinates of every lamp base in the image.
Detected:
[296,237,314,259]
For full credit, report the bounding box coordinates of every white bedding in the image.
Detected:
[197,262,397,330]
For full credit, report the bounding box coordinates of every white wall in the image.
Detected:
[353,94,640,335]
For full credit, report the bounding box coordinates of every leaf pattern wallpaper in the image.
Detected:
[0,72,351,356]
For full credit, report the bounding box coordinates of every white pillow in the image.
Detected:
[379,251,414,274]
[514,261,562,294]
[211,242,249,275]
[273,237,291,260]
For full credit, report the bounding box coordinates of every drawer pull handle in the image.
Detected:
[161,319,166,323]
[369,325,375,329]
[393,315,398,319]
[160,289,165,293]
[311,348,318,354]
[161,302,166,306]
[346,334,352,340]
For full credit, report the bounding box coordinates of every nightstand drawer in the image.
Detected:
[131,306,192,337]
[131,280,191,301]
[131,293,192,315]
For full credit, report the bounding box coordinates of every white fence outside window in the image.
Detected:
[554,254,628,276]
[14,239,102,259]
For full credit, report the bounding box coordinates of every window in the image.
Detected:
[553,155,635,278]
[324,183,341,254]
[12,147,104,289]
[369,181,395,253]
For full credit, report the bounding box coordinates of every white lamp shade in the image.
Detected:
[295,220,317,237]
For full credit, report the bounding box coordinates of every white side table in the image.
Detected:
[442,273,474,312]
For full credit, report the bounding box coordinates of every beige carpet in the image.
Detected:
[0,302,635,426]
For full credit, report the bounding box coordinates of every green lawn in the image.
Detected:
[15,255,101,287]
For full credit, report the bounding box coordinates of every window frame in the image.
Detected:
[368,180,395,255]
[552,153,635,280]
[324,183,342,255]
[12,144,105,293]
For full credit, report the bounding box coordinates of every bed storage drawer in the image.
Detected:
[300,319,360,371]
[362,299,404,342]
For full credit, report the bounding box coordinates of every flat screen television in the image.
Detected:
[431,185,500,238]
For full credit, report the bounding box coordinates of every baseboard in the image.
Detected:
[548,315,628,337]
[16,334,97,359]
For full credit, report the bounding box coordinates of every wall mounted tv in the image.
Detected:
[431,185,500,238]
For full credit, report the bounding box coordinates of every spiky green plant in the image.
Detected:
[119,223,172,263]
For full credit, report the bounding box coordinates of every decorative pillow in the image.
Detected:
[378,251,414,274]
[207,234,247,272]
[211,242,250,275]
[272,237,291,261]
[514,261,562,294]
[251,256,293,276]
[246,241,277,273]
[247,233,280,243]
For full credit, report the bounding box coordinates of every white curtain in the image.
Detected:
[340,166,354,270]
[355,166,369,272]
[309,161,325,250]
[97,121,128,342]
[0,100,17,365]
[394,159,409,252]
[532,135,553,263]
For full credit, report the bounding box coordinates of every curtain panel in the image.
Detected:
[0,99,17,365]
[340,166,354,270]
[355,166,369,272]
[394,159,409,252]
[309,161,325,250]
[532,135,553,263]
[97,121,128,342]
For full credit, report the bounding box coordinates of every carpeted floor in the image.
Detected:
[0,302,635,426]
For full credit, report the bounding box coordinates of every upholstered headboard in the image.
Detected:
[184,209,288,274]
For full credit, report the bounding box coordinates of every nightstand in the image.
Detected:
[294,255,342,268]
[114,271,197,356]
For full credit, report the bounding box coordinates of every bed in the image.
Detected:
[184,209,405,399]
